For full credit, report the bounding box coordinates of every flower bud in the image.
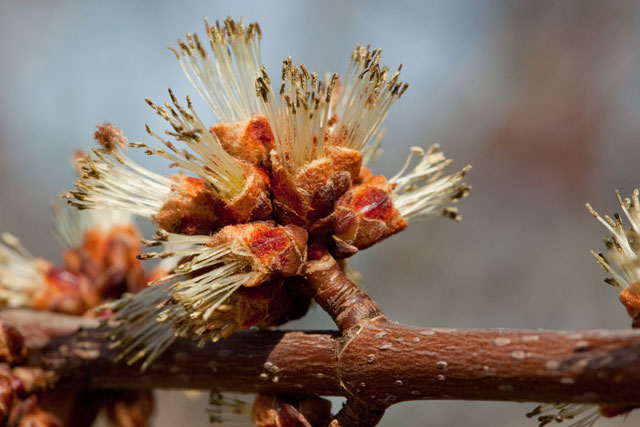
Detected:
[0,322,26,365]
[153,161,272,235]
[333,175,407,256]
[210,115,274,165]
[333,145,469,256]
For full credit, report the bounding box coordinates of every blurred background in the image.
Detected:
[1,0,640,425]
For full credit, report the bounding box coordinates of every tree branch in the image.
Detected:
[3,308,640,408]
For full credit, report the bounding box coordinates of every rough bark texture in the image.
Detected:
[2,309,640,408]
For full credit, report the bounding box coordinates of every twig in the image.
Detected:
[1,309,640,408]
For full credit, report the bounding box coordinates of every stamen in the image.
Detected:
[0,233,43,307]
[527,403,601,427]
[63,147,174,219]
[331,44,408,152]
[361,129,385,167]
[587,189,640,288]
[145,90,246,198]
[169,17,262,122]
[256,59,338,170]
[142,230,254,329]
[51,199,133,249]
[103,282,178,371]
[94,122,128,151]
[207,392,251,425]
[390,145,471,222]
[132,230,257,348]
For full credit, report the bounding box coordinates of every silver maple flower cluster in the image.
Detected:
[527,192,640,427]
[62,16,470,370]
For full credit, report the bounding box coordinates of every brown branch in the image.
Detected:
[2,309,640,408]
[5,251,640,426]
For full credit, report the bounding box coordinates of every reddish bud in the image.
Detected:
[251,394,332,427]
[210,115,275,165]
[599,404,636,418]
[153,175,220,235]
[333,175,407,256]
[270,150,362,236]
[620,282,640,319]
[104,390,155,427]
[30,264,87,315]
[233,279,312,330]
[154,162,272,235]
[210,221,308,286]
[0,323,26,365]
[326,145,363,188]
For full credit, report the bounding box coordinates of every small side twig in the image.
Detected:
[303,249,388,425]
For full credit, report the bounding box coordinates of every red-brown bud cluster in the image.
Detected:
[28,221,146,316]
[0,322,62,427]
[270,146,362,236]
[64,224,146,299]
[165,222,310,340]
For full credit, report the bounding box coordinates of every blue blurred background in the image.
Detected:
[2,1,640,425]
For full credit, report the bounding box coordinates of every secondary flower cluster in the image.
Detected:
[0,149,155,425]
[587,190,640,320]
[1,163,145,315]
[527,190,640,427]
[62,17,470,370]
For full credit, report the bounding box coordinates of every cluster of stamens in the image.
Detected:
[527,403,603,427]
[525,191,640,425]
[256,58,338,169]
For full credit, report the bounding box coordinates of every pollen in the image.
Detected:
[94,122,128,151]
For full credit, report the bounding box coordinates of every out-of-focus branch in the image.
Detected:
[2,308,640,409]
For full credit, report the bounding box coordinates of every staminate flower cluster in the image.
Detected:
[526,191,640,427]
[0,149,156,425]
[587,190,640,318]
[59,16,470,370]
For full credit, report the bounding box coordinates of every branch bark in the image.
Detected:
[3,308,640,408]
